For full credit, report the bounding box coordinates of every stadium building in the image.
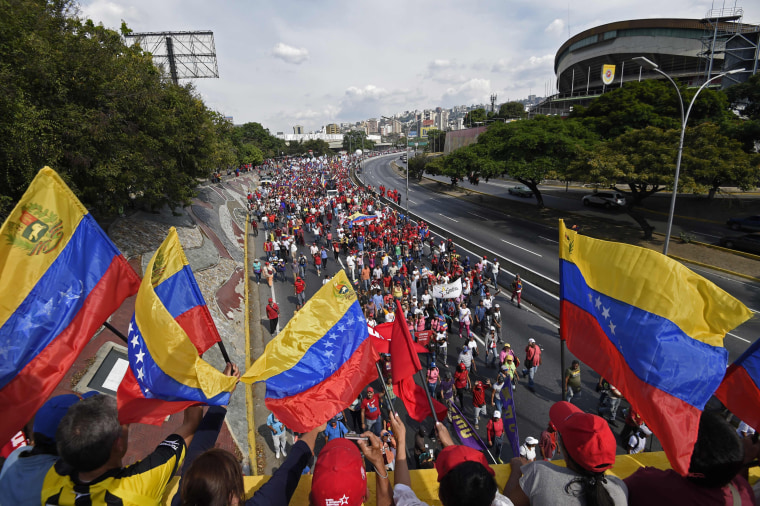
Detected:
[531,7,759,116]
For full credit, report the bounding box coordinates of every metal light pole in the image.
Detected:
[631,57,744,255]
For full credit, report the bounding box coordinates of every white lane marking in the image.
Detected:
[424,217,560,292]
[697,232,721,239]
[409,199,417,205]
[539,236,558,243]
[728,332,751,343]
[525,307,560,329]
[689,266,760,291]
[468,211,488,220]
[502,240,542,257]
[440,214,459,223]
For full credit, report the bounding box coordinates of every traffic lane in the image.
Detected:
[689,265,760,362]
[423,174,573,210]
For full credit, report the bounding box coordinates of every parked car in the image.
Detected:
[508,185,533,198]
[582,192,626,208]
[719,234,760,255]
[726,215,760,232]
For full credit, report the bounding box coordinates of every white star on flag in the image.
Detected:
[135,349,145,364]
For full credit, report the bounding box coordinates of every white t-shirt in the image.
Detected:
[519,444,537,461]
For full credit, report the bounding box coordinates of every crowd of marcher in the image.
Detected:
[1,153,758,505]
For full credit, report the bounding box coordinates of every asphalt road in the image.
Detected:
[362,153,759,363]
[251,165,641,465]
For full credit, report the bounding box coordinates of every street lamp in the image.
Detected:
[631,56,744,255]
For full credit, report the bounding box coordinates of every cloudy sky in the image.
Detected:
[79,0,759,134]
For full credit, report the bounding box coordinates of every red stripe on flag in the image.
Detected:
[266,338,380,433]
[0,256,139,443]
[175,305,221,355]
[117,368,200,425]
[561,300,700,475]
[715,364,760,435]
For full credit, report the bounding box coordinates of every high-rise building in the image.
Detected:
[325,123,340,134]
[293,125,304,134]
[367,118,379,134]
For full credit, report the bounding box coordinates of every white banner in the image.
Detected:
[432,278,462,299]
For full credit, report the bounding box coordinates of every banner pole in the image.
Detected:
[450,401,497,464]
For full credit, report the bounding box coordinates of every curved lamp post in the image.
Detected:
[631,56,744,255]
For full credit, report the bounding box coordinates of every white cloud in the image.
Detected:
[440,79,492,107]
[545,19,565,35]
[271,43,309,64]
[79,0,141,27]
[429,59,453,70]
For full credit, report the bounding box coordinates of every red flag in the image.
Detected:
[369,322,428,355]
[389,302,447,422]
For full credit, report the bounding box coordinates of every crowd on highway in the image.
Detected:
[1,154,758,505]
[242,152,760,505]
[247,154,642,443]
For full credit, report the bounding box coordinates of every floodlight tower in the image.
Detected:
[125,31,219,85]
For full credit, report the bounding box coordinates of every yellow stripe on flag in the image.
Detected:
[0,168,86,329]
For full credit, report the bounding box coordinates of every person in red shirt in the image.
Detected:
[539,421,558,460]
[294,277,306,310]
[472,379,492,429]
[361,387,383,436]
[266,298,280,334]
[453,363,470,410]
[487,410,505,463]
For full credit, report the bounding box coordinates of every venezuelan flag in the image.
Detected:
[715,337,760,435]
[117,228,237,425]
[241,270,379,432]
[558,220,751,475]
[0,168,140,443]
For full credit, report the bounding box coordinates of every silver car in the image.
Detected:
[582,192,626,209]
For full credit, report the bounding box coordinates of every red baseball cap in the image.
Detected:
[435,446,495,482]
[367,387,374,394]
[549,401,616,472]
[311,438,366,506]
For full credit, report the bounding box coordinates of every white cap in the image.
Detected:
[526,436,538,445]
[528,338,536,344]
[494,411,501,418]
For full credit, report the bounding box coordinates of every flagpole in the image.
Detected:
[375,362,395,413]
[103,320,231,364]
[103,321,128,343]
[450,402,497,464]
[417,369,439,425]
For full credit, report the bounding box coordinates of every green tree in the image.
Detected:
[0,0,238,218]
[231,122,287,159]
[571,80,730,140]
[342,130,375,152]
[425,129,447,153]
[725,73,760,152]
[302,139,332,157]
[463,108,487,127]
[497,102,527,119]
[477,116,598,207]
[568,123,759,238]
[407,154,429,181]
